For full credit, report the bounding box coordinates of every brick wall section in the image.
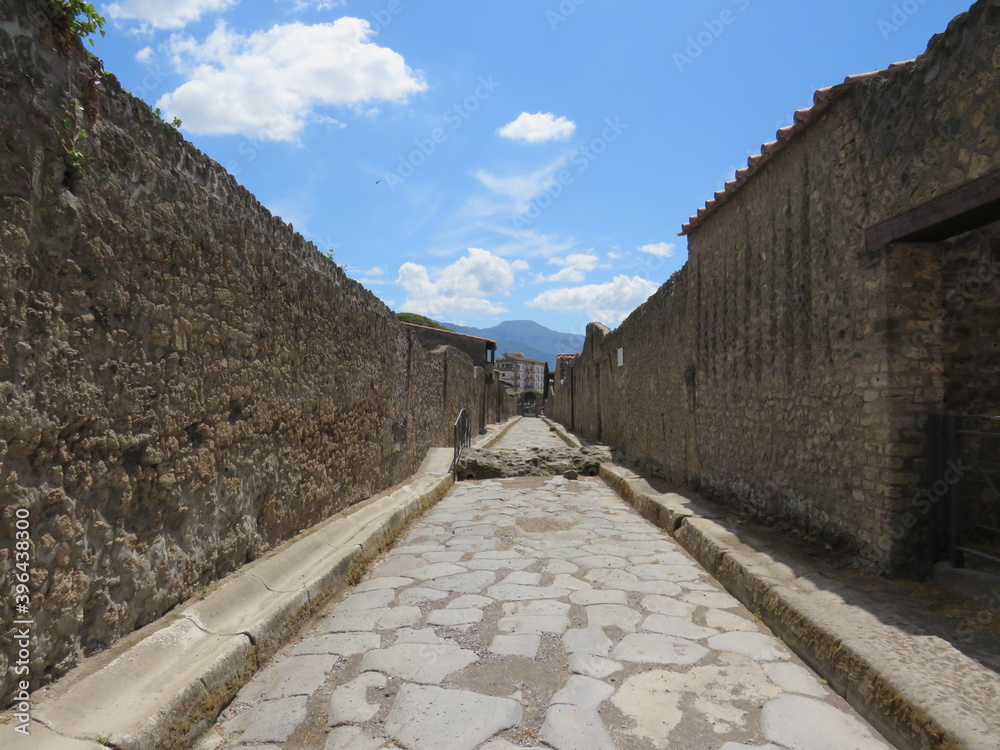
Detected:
[551,0,1000,576]
[0,3,506,697]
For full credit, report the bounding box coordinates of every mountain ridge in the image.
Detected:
[442,319,585,369]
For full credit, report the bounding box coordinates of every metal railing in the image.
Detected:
[931,414,1000,568]
[453,408,472,473]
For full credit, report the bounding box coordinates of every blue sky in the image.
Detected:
[92,0,973,335]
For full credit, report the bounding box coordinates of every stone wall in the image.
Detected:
[551,0,1000,576]
[0,2,501,698]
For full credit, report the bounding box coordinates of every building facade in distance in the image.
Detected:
[496,352,546,393]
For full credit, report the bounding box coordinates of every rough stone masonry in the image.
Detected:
[0,0,509,700]
[551,0,1000,577]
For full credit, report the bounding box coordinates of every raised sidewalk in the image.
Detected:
[544,417,1000,750]
[4,419,520,750]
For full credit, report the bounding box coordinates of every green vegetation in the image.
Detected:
[60,98,88,171]
[48,0,106,45]
[395,312,452,331]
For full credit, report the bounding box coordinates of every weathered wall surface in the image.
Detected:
[0,3,499,698]
[552,0,1000,575]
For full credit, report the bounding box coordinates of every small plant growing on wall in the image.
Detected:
[46,0,106,45]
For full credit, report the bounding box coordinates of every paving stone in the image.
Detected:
[501,571,541,585]
[705,608,758,632]
[762,694,890,749]
[584,568,639,585]
[337,589,395,611]
[327,671,387,725]
[605,580,683,596]
[353,576,414,592]
[361,643,478,683]
[553,573,592,591]
[427,607,484,626]
[550,675,615,709]
[486,583,570,601]
[323,726,385,750]
[575,554,628,569]
[541,704,616,750]
[642,614,718,640]
[614,633,709,666]
[397,586,451,605]
[640,595,695,617]
[498,614,570,634]
[490,634,541,658]
[384,684,522,750]
[420,550,467,563]
[586,604,642,632]
[567,653,622,679]
[464,558,533,571]
[424,571,497,593]
[447,594,494,609]
[236,655,336,702]
[394,627,452,645]
[627,564,701,582]
[408,562,469,580]
[479,739,545,750]
[320,606,422,633]
[762,662,829,698]
[570,589,627,606]
[233,696,308,745]
[502,599,570,616]
[683,589,740,609]
[708,632,791,662]
[545,559,579,574]
[563,628,613,657]
[720,744,784,750]
[288,631,380,657]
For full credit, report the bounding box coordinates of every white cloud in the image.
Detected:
[535,252,599,283]
[135,46,154,64]
[282,0,346,10]
[499,112,576,144]
[107,0,236,30]
[397,248,529,319]
[474,155,570,214]
[638,242,675,257]
[528,274,659,325]
[607,250,622,260]
[157,19,427,140]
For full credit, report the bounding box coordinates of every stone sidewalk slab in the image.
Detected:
[600,461,1000,750]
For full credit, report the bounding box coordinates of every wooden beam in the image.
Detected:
[865,170,1000,250]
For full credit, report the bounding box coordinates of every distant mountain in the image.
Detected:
[442,320,585,369]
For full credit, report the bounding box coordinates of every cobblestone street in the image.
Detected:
[196,421,895,750]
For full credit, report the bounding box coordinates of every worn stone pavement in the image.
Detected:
[194,420,895,750]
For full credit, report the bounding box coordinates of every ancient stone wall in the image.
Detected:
[403,323,495,368]
[551,0,1000,575]
[0,2,498,697]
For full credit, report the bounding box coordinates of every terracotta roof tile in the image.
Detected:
[679,60,915,236]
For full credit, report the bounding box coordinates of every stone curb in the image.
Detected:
[540,416,583,448]
[599,462,1000,750]
[4,425,510,750]
[474,415,522,450]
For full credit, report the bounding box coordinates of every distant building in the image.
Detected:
[402,323,497,372]
[496,352,545,393]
